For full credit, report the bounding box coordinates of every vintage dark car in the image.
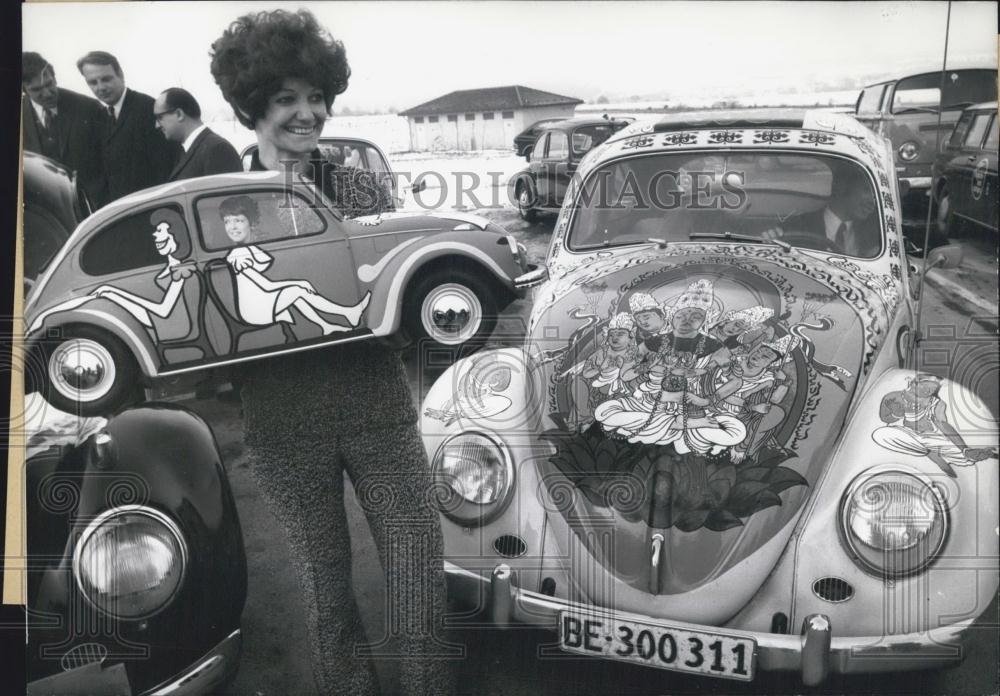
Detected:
[23,152,91,295]
[25,171,527,416]
[931,101,998,240]
[24,395,246,695]
[512,118,563,157]
[854,68,997,210]
[509,116,632,221]
[422,110,997,685]
[240,136,424,209]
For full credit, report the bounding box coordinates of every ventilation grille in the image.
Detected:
[812,577,855,603]
[61,643,108,671]
[493,534,526,558]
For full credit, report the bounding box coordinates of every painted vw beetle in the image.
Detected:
[421,110,998,685]
[24,395,246,694]
[25,171,527,415]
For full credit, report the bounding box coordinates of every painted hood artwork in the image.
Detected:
[527,245,895,593]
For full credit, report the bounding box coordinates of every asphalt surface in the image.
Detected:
[172,212,998,696]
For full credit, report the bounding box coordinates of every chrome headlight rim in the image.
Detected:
[432,429,516,527]
[838,465,949,579]
[898,141,920,162]
[72,504,188,620]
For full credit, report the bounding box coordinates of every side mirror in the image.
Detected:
[925,244,963,271]
[411,178,427,194]
[514,264,548,290]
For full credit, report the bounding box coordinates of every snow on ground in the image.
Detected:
[390,150,526,212]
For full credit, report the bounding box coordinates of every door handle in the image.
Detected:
[650,533,664,594]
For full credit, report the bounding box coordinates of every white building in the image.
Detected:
[399,85,583,151]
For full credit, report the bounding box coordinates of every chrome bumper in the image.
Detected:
[898,175,932,190]
[446,562,969,686]
[27,629,242,696]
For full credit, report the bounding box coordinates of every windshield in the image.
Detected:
[891,70,998,114]
[567,151,882,258]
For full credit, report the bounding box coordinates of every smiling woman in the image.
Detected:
[209,9,452,696]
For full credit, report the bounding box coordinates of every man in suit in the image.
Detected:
[77,51,181,205]
[22,52,107,205]
[762,161,880,257]
[154,88,242,181]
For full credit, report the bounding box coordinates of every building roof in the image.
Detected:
[400,85,583,117]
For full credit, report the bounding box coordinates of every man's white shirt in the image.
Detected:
[181,124,208,152]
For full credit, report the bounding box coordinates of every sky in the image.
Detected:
[23,1,998,118]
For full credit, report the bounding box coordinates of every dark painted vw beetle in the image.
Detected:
[421,110,998,685]
[24,396,246,694]
[25,170,526,416]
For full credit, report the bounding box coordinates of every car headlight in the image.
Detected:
[839,468,948,577]
[74,505,187,619]
[432,431,514,526]
[898,141,920,162]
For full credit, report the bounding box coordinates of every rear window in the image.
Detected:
[571,125,615,155]
[81,205,189,276]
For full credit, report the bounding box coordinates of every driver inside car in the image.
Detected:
[761,161,880,256]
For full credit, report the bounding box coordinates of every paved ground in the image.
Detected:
[171,211,998,696]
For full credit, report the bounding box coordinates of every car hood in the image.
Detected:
[527,243,900,596]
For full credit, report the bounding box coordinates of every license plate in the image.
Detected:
[558,610,756,681]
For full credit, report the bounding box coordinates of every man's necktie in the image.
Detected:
[834,221,847,251]
[107,104,116,122]
[42,109,60,153]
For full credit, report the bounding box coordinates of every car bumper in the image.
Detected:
[897,174,933,190]
[26,629,242,696]
[446,562,970,686]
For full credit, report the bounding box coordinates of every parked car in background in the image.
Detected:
[240,136,424,209]
[423,109,996,686]
[509,116,633,221]
[24,172,527,415]
[854,68,997,212]
[932,101,998,240]
[513,118,564,157]
[23,152,90,296]
[25,396,246,695]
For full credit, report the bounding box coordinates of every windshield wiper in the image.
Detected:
[894,106,939,115]
[689,231,792,251]
[941,101,975,110]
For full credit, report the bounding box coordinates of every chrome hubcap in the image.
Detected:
[421,284,483,345]
[519,189,531,211]
[49,338,116,402]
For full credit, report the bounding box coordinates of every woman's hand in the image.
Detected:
[290,280,316,293]
[91,285,121,298]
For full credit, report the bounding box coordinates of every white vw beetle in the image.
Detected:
[421,110,998,685]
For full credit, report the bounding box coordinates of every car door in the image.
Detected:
[542,130,569,208]
[970,114,998,228]
[194,187,366,357]
[529,132,550,204]
[953,111,992,221]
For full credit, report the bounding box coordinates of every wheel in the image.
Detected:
[40,325,140,416]
[405,268,499,352]
[516,181,538,223]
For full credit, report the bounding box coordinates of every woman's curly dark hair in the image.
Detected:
[210,9,350,129]
[218,195,261,226]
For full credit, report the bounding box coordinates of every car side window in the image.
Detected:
[857,85,886,114]
[963,113,992,149]
[547,132,568,160]
[195,190,327,252]
[81,204,186,276]
[531,134,548,161]
[948,112,975,148]
[984,116,998,151]
[365,147,389,174]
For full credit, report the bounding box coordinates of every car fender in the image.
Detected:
[507,170,535,203]
[25,303,159,377]
[729,368,998,637]
[26,403,247,690]
[366,230,522,336]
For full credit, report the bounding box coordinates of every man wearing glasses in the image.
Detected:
[154,88,242,182]
[77,51,181,206]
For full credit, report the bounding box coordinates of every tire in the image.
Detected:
[40,325,141,416]
[516,181,538,223]
[405,268,499,353]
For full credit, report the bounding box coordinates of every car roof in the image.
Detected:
[860,67,997,88]
[540,116,630,131]
[604,108,872,142]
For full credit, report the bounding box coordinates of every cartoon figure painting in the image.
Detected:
[27,208,200,347]
[219,195,371,336]
[872,374,997,476]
